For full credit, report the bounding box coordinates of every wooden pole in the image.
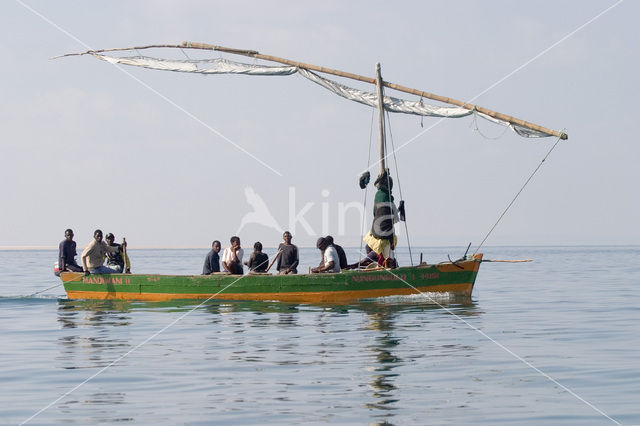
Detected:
[375,63,386,175]
[58,41,568,140]
[182,42,567,140]
[265,249,282,273]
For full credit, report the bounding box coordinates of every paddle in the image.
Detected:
[122,237,131,273]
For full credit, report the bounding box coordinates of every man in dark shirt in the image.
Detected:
[202,240,221,275]
[105,233,131,273]
[276,231,299,274]
[58,228,83,272]
[325,235,348,270]
[245,242,269,272]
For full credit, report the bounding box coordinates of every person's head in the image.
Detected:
[325,235,334,245]
[212,240,221,252]
[64,229,74,241]
[374,170,393,191]
[254,242,262,253]
[283,231,292,245]
[93,229,103,242]
[105,233,115,244]
[230,236,241,248]
[316,237,327,251]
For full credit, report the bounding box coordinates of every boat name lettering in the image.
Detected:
[420,273,440,280]
[352,273,407,283]
[82,276,128,285]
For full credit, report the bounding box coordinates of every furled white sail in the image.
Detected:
[95,54,297,75]
[297,68,473,118]
[93,53,553,137]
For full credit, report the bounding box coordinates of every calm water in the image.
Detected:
[1,246,638,425]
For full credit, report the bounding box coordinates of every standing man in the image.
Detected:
[81,229,123,275]
[58,228,83,272]
[276,231,299,274]
[202,240,221,275]
[311,237,341,273]
[222,236,244,275]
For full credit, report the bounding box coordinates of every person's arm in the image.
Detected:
[245,253,256,269]
[81,241,94,274]
[221,249,232,273]
[289,246,299,272]
[313,260,334,273]
[276,244,283,270]
[203,252,211,275]
[232,247,241,263]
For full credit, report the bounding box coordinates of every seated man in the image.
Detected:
[245,241,269,273]
[58,228,83,272]
[311,237,341,273]
[276,231,299,274]
[222,236,244,275]
[105,233,131,273]
[202,240,221,275]
[325,235,348,270]
[81,229,123,275]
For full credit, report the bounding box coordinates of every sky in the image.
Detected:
[1,0,638,249]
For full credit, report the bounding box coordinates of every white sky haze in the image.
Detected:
[1,1,637,249]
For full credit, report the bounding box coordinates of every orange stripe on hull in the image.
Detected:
[65,283,473,303]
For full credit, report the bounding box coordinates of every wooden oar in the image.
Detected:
[265,248,283,273]
[122,237,131,273]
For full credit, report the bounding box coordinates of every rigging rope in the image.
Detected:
[359,106,376,265]
[471,111,509,140]
[385,109,414,265]
[473,131,566,255]
[21,282,63,298]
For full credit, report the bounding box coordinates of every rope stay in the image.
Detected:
[473,131,566,255]
[359,106,376,265]
[385,109,414,266]
[471,110,510,140]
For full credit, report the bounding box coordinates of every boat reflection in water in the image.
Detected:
[55,297,481,423]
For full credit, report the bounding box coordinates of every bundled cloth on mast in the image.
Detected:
[363,170,399,265]
[93,53,555,138]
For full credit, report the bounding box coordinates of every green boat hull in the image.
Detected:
[61,255,482,303]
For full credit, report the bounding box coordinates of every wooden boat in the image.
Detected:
[57,42,566,303]
[59,257,481,303]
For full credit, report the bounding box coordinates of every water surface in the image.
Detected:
[1,246,638,425]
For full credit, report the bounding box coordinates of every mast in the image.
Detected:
[375,63,386,175]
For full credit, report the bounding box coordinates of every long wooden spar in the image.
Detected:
[57,41,568,140]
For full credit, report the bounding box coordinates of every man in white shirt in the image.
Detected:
[311,237,341,273]
[222,236,244,275]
